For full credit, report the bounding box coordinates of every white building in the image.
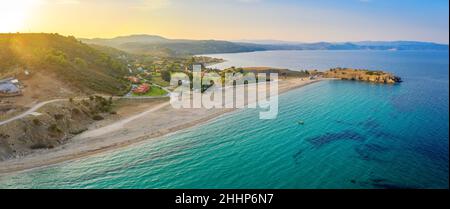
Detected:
[0,78,21,95]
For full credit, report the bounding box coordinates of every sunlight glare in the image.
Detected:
[0,0,37,33]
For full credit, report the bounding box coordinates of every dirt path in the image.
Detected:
[0,99,66,126]
[74,102,171,139]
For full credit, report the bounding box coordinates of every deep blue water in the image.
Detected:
[0,50,448,189]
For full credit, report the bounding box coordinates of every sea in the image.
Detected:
[0,50,448,189]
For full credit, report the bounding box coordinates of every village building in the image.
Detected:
[0,77,22,97]
[137,67,144,72]
[128,76,140,84]
[133,83,150,94]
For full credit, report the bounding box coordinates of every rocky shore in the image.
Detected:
[323,68,402,84]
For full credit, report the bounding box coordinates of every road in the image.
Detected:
[0,99,66,126]
[0,93,171,127]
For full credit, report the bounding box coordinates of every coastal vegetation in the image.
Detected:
[0,33,130,95]
[241,67,312,78]
[0,95,115,160]
[323,68,402,84]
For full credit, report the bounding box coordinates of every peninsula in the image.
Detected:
[323,68,402,84]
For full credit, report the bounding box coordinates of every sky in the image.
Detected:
[0,0,448,43]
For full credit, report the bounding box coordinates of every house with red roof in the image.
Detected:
[133,83,150,94]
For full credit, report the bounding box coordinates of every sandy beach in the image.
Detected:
[0,78,325,175]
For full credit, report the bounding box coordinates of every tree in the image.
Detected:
[161,70,171,82]
[74,57,87,68]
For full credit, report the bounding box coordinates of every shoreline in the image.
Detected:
[0,78,326,175]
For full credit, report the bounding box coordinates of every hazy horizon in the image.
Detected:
[74,33,449,45]
[0,0,449,44]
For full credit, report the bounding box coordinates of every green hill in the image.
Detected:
[0,33,130,95]
[80,34,449,58]
[80,35,265,57]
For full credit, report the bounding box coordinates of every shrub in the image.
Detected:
[0,133,10,138]
[48,124,62,133]
[81,99,90,107]
[32,118,41,126]
[30,143,51,150]
[74,57,87,68]
[161,70,171,82]
[72,108,81,115]
[54,114,64,120]
[92,115,104,121]
[95,95,104,101]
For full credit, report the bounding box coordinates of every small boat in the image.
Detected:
[298,120,305,125]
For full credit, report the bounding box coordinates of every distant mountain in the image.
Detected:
[80,35,264,57]
[80,35,449,57]
[234,39,305,45]
[0,33,130,96]
[351,41,449,50]
[79,34,170,47]
[236,40,449,51]
[118,40,266,57]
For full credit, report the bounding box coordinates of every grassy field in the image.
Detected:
[132,85,168,97]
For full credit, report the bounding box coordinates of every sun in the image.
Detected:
[0,0,37,33]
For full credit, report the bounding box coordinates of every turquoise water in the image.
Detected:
[0,50,448,189]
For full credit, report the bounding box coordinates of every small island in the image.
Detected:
[323,68,402,84]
